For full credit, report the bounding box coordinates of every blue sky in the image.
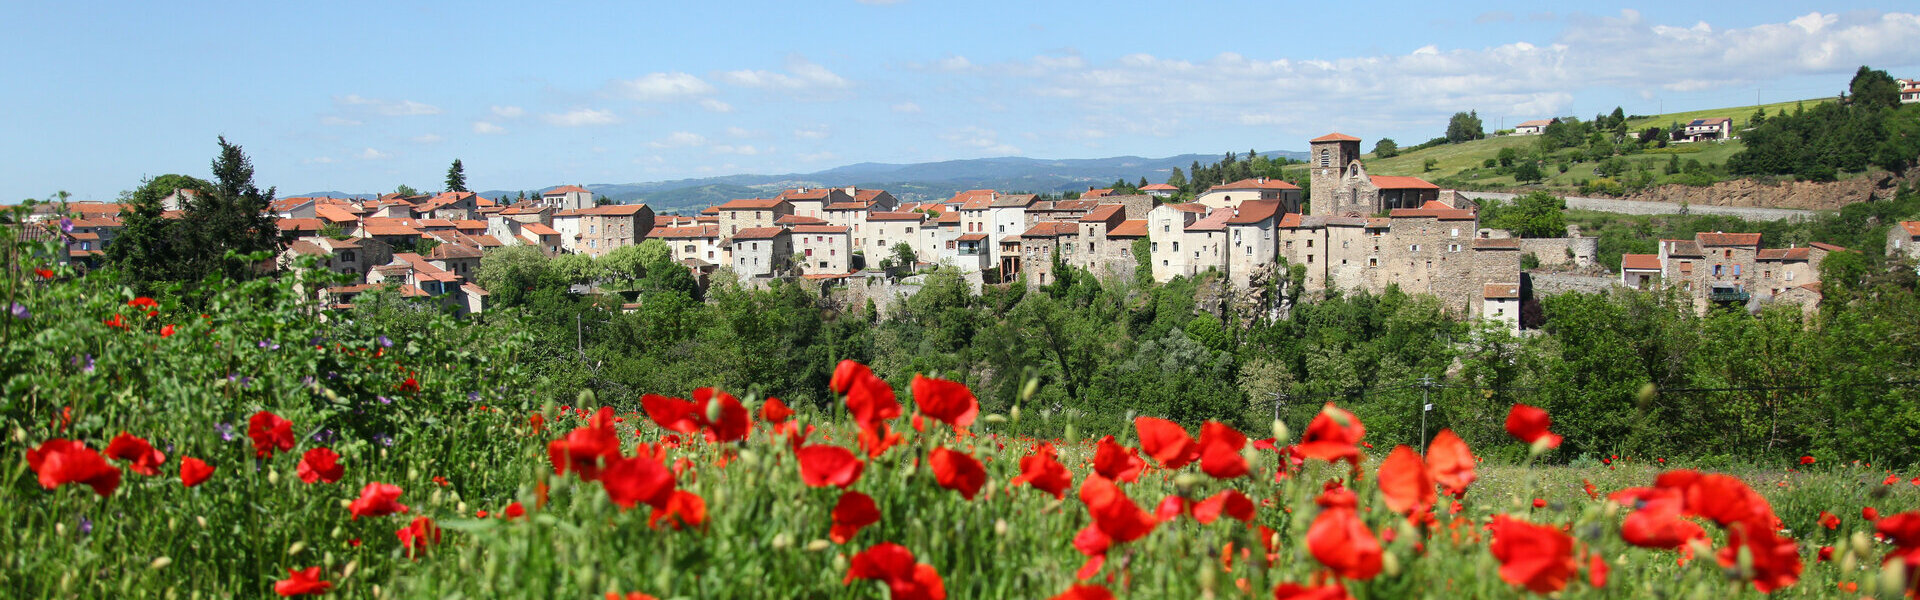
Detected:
[6,1,1919,201]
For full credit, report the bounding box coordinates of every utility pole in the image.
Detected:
[1417,375,1435,454]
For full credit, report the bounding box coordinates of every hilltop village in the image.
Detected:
[22,132,1907,331]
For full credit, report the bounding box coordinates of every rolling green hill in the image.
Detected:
[1284,98,1836,191]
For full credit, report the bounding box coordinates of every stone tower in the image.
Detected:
[1307,133,1362,216]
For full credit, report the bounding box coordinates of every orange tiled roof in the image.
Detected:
[1141,183,1178,191]
[1697,232,1761,247]
[1107,219,1148,238]
[717,198,786,211]
[1209,177,1300,191]
[1226,200,1282,225]
[1311,132,1361,142]
[732,226,787,240]
[1621,254,1661,271]
[1371,175,1441,190]
[544,185,590,195]
[1483,283,1521,299]
[520,223,559,236]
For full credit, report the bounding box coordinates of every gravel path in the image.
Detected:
[1457,191,1819,221]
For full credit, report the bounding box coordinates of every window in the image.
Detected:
[1307,254,1314,264]
[1162,224,1170,233]
[1448,244,1460,253]
[1785,271,1795,281]
[684,244,694,253]
[1713,265,1723,276]
[1409,244,1421,253]
[1173,241,1181,251]
[806,249,813,256]
[1450,228,1459,237]
[1724,249,1733,258]
[1306,239,1314,248]
[1367,257,1378,267]
[1733,265,1741,276]
[1763,270,1771,279]
[1245,246,1252,255]
[1319,148,1330,167]
[1152,242,1160,252]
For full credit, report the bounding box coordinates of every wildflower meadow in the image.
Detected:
[6,236,1920,599]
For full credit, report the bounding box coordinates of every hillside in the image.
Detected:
[1283,98,1835,191]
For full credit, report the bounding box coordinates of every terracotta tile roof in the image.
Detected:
[469,235,504,247]
[732,226,787,240]
[718,198,787,211]
[278,218,325,232]
[1209,177,1301,191]
[1662,239,1702,257]
[1082,188,1114,198]
[1107,219,1149,238]
[867,212,925,222]
[936,212,960,224]
[1758,248,1810,261]
[462,283,490,296]
[1370,175,1441,190]
[1809,242,1850,252]
[270,197,316,212]
[1483,283,1521,299]
[653,225,718,239]
[1163,203,1209,214]
[1186,210,1233,232]
[700,206,720,215]
[288,240,327,256]
[990,193,1038,208]
[1141,183,1178,191]
[950,189,998,206]
[454,220,488,230]
[1515,119,1557,128]
[544,185,590,195]
[1621,254,1662,271]
[853,189,890,202]
[1897,222,1920,237]
[960,196,995,210]
[1388,208,1475,221]
[429,244,483,260]
[1050,200,1099,212]
[1311,132,1361,142]
[1473,238,1521,250]
[315,206,359,223]
[1277,213,1303,228]
[520,223,559,236]
[778,188,833,200]
[956,233,989,242]
[1227,200,1282,225]
[775,215,828,225]
[902,202,947,213]
[1696,232,1761,247]
[1079,204,1125,223]
[557,204,650,217]
[1365,217,1390,228]
[393,253,458,283]
[362,224,422,237]
[1000,235,1023,244]
[418,219,455,229]
[791,224,848,234]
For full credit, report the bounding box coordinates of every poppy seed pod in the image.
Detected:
[1021,378,1040,401]
[1878,560,1907,599]
[1010,404,1021,425]
[1852,531,1873,558]
[1383,550,1402,577]
[807,539,832,552]
[1271,420,1290,445]
[149,557,171,569]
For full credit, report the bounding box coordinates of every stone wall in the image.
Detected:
[1516,237,1599,268]
[1529,273,1618,296]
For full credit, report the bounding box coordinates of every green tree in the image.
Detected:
[1514,161,1544,183]
[889,242,918,269]
[1483,191,1566,238]
[108,174,210,285]
[396,184,420,197]
[1849,65,1901,110]
[1373,138,1399,158]
[1166,167,1187,190]
[1422,158,1438,172]
[1497,147,1518,167]
[477,245,561,308]
[173,137,284,283]
[445,159,467,192]
[1446,111,1485,144]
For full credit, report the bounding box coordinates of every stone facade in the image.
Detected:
[791,225,852,275]
[552,203,654,257]
[717,198,792,238]
[1892,222,1920,261]
[728,227,792,279]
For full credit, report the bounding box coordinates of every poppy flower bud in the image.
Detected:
[288,542,306,556]
[1174,473,1205,494]
[1879,560,1907,598]
[1382,550,1402,576]
[706,398,724,425]
[1841,550,1858,574]
[1198,559,1216,590]
[149,556,173,570]
[807,539,832,552]
[1271,420,1290,445]
[268,470,280,485]
[1010,404,1022,424]
[984,414,1007,425]
[196,516,208,529]
[577,390,596,406]
[832,552,848,572]
[995,519,1009,536]
[55,523,64,536]
[771,533,791,549]
[1022,378,1040,401]
[1733,545,1755,580]
[343,560,358,580]
[1635,383,1657,406]
[456,501,468,514]
[1852,531,1874,558]
[739,449,760,468]
[1063,424,1078,446]
[330,526,342,539]
[1529,436,1555,456]
[324,551,334,567]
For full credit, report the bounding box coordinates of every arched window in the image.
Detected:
[1319,149,1330,167]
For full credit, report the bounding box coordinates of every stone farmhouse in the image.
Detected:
[1631,232,1851,315]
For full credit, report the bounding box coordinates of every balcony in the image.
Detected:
[1708,286,1749,303]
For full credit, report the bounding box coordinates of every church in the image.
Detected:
[1306,133,1441,217]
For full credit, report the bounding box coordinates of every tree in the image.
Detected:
[1482,191,1566,238]
[1849,65,1900,110]
[1373,138,1399,158]
[1446,111,1485,144]
[445,159,467,193]
[173,137,284,283]
[109,174,209,284]
[395,184,420,197]
[1166,167,1187,192]
[597,195,614,206]
[1497,147,1518,167]
[1514,161,1544,182]
[1423,158,1438,172]
[889,242,918,269]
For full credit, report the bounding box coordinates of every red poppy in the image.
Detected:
[1609,487,1706,550]
[105,432,166,476]
[127,297,159,310]
[930,446,986,500]
[1072,524,1111,579]
[274,567,333,596]
[1079,475,1158,543]
[1817,545,1835,562]
[26,439,121,497]
[845,543,946,600]
[830,490,881,544]
[159,324,176,338]
[1306,493,1381,580]
[759,397,795,424]
[398,377,420,394]
[1798,455,1815,465]
[1051,584,1114,600]
[296,448,344,484]
[504,501,526,519]
[796,444,866,488]
[911,374,979,429]
[1716,522,1802,593]
[1886,474,1901,485]
[1819,510,1840,530]
[34,268,53,279]
[1376,445,1434,516]
[642,394,702,434]
[1488,514,1577,594]
[1135,416,1200,469]
[601,454,676,510]
[856,422,903,458]
[691,388,751,443]
[1091,436,1145,483]
[1011,444,1073,499]
[1879,512,1920,592]
[648,490,708,530]
[1155,495,1187,521]
[1583,479,1598,500]
[1424,429,1475,497]
[835,360,900,432]
[348,482,409,519]
[548,407,621,481]
[1588,552,1609,588]
[1295,404,1367,465]
[1192,489,1256,524]
[1532,498,1547,508]
[103,314,128,329]
[1272,582,1354,600]
[395,516,441,558]
[1867,506,1882,521]
[1668,472,1774,529]
[247,411,296,459]
[180,456,214,487]
[1504,404,1562,449]
[1198,421,1248,479]
[607,593,660,600]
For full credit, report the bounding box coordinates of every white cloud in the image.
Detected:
[491,105,525,119]
[411,134,443,144]
[472,121,506,134]
[712,144,768,156]
[357,148,390,160]
[615,72,716,101]
[319,116,362,127]
[542,109,620,127]
[793,126,830,140]
[940,126,1019,155]
[891,102,922,113]
[303,156,337,165]
[649,131,708,148]
[724,126,755,138]
[699,98,735,113]
[717,56,851,92]
[335,94,441,116]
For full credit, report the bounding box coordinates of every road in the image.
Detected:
[1455,191,1819,221]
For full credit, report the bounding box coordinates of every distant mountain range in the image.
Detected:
[300,151,1308,214]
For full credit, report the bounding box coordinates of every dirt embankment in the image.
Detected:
[1622,170,1916,211]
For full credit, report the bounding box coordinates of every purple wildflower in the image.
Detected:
[377,336,392,348]
[214,422,235,442]
[78,516,92,534]
[377,396,392,405]
[9,302,27,320]
[59,217,73,233]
